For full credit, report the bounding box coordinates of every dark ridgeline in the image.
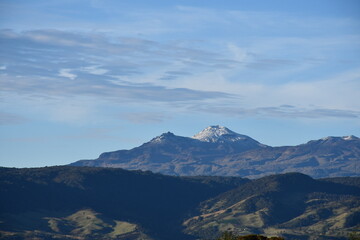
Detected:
[0,166,359,240]
[0,166,248,240]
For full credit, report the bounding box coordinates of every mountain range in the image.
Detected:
[0,167,359,240]
[70,126,360,179]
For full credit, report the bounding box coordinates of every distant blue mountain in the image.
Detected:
[70,126,360,178]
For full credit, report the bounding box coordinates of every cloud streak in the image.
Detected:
[0,29,233,102]
[121,112,171,124]
[190,104,360,119]
[0,111,28,125]
[1,4,359,121]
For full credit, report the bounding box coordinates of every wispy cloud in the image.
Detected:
[121,112,171,124]
[190,104,360,119]
[58,69,77,80]
[1,4,359,121]
[0,29,233,103]
[0,111,28,125]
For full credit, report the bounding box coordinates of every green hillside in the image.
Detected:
[0,208,151,240]
[183,173,360,240]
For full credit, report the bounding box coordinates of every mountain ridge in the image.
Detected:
[70,126,360,179]
[0,166,249,240]
[183,172,360,239]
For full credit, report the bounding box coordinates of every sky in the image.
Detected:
[0,0,360,168]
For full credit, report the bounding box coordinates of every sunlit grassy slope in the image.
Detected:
[183,173,360,240]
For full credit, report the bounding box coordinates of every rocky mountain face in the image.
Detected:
[70,126,360,178]
[70,126,360,179]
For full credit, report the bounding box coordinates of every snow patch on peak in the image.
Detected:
[319,135,358,142]
[192,125,249,143]
[342,135,357,141]
[321,136,333,141]
[151,132,175,143]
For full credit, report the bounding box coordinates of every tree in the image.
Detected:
[216,232,284,240]
[349,232,360,240]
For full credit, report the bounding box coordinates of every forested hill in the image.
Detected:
[1,167,359,240]
[0,166,248,240]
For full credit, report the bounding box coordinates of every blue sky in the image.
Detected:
[1,0,360,167]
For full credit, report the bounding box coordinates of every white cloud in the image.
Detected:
[81,65,108,75]
[227,43,252,63]
[58,69,77,80]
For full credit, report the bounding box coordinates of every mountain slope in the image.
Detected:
[70,126,360,179]
[207,135,360,178]
[1,167,359,240]
[183,173,360,240]
[0,166,248,240]
[0,208,152,240]
[71,126,266,176]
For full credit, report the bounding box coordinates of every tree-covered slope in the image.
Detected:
[1,167,359,240]
[0,166,248,240]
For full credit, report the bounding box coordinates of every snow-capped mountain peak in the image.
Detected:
[192,125,250,143]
